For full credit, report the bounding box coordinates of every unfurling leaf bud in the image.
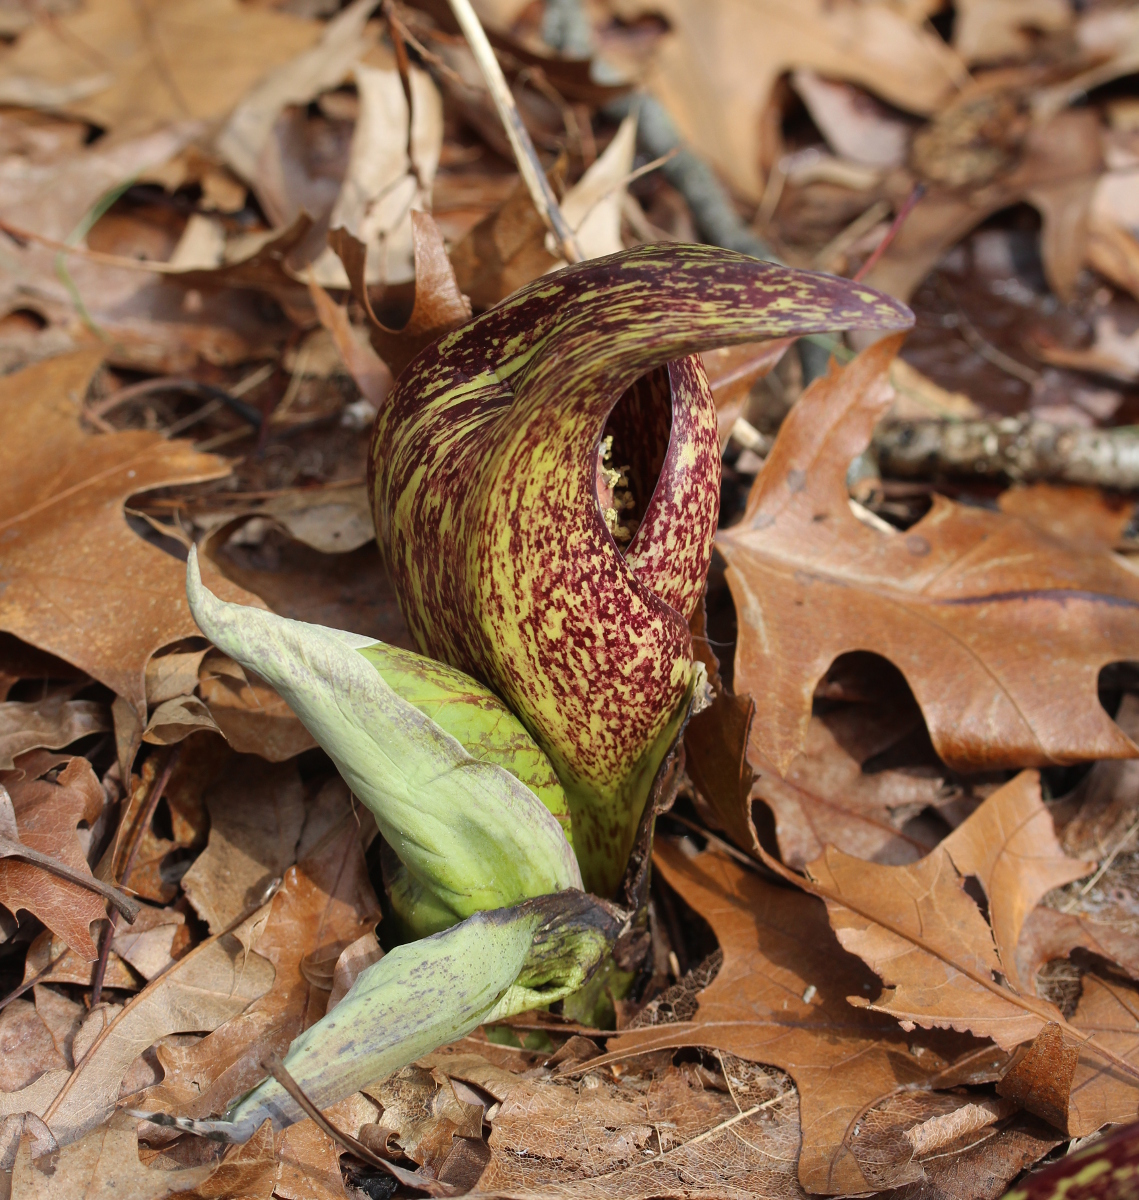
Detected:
[186,548,580,929]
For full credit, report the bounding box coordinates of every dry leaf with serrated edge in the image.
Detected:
[142,779,380,1123]
[10,1110,216,1200]
[806,772,1090,1048]
[0,352,263,775]
[597,841,971,1195]
[36,922,273,1145]
[717,335,1139,778]
[0,751,109,960]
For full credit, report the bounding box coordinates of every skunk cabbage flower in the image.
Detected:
[370,244,912,895]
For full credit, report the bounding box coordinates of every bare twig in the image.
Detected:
[260,1051,457,1195]
[89,376,264,431]
[91,745,181,1005]
[875,414,1139,490]
[444,0,584,263]
[852,183,925,283]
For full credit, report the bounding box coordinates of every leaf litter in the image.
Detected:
[3,0,1139,1196]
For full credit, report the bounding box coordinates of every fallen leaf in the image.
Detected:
[448,117,636,314]
[0,694,110,771]
[1032,313,1139,384]
[196,653,318,763]
[325,929,383,1013]
[609,0,961,200]
[10,1110,215,1200]
[183,1120,277,1200]
[37,920,274,1145]
[0,352,261,772]
[716,335,1139,776]
[330,211,471,379]
[216,0,379,187]
[866,108,1103,302]
[0,751,109,960]
[998,484,1137,552]
[752,699,981,870]
[180,757,305,934]
[274,1094,379,1200]
[599,841,973,1194]
[429,1045,807,1199]
[806,771,1089,1047]
[247,484,376,556]
[308,64,444,288]
[1017,906,1139,995]
[1061,972,1139,1135]
[143,778,380,1123]
[953,0,1073,65]
[0,1001,67,1093]
[103,739,220,906]
[448,171,562,312]
[145,650,210,709]
[22,929,140,993]
[1,0,319,139]
[791,70,911,168]
[111,907,186,981]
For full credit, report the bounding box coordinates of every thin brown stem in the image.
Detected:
[853,183,925,283]
[260,1052,456,1195]
[444,0,584,263]
[91,745,181,1005]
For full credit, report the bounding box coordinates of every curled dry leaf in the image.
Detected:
[330,211,472,379]
[0,751,110,960]
[0,694,110,772]
[717,335,1139,777]
[598,841,973,1195]
[0,353,262,775]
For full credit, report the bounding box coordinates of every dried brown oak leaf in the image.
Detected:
[0,751,110,960]
[807,770,1089,1047]
[609,0,961,202]
[753,698,981,870]
[716,334,1139,777]
[36,919,274,1146]
[0,351,261,762]
[10,1109,218,1200]
[597,841,974,1196]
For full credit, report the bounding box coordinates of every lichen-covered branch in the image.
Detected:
[875,415,1139,490]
